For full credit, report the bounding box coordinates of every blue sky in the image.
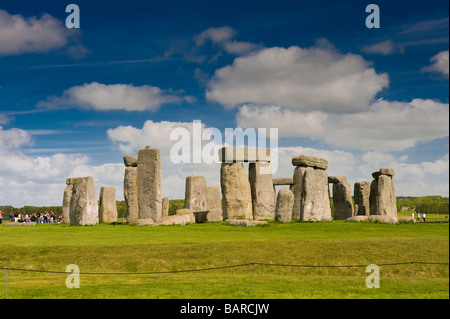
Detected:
[0,0,448,207]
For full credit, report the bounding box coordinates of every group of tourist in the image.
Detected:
[0,210,62,224]
[412,212,427,222]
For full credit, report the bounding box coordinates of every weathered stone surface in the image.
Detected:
[370,173,397,217]
[137,146,162,223]
[206,186,222,210]
[184,175,207,212]
[162,197,169,218]
[292,155,328,170]
[219,147,270,163]
[332,177,354,220]
[397,216,416,223]
[368,215,398,224]
[272,178,294,185]
[136,209,196,226]
[275,188,294,222]
[226,219,268,227]
[291,166,313,220]
[65,176,99,226]
[206,208,223,222]
[123,155,138,167]
[346,216,369,222]
[301,169,332,221]
[372,168,395,179]
[193,211,209,223]
[354,181,371,216]
[328,176,344,184]
[249,162,275,220]
[99,187,118,223]
[62,184,73,223]
[220,163,253,220]
[124,167,139,223]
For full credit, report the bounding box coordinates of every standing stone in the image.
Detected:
[62,184,73,224]
[290,166,313,220]
[124,167,139,223]
[220,163,253,220]
[330,177,354,220]
[275,188,294,222]
[99,187,118,223]
[184,175,207,212]
[354,181,371,216]
[249,162,275,220]
[206,186,223,222]
[370,168,397,217]
[206,186,222,210]
[301,169,332,221]
[137,146,162,223]
[162,197,170,218]
[65,176,99,226]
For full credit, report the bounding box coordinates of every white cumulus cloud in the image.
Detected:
[206,42,389,112]
[422,50,449,77]
[38,82,192,112]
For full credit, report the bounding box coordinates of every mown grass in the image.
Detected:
[0,221,448,299]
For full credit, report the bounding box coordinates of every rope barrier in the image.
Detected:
[0,261,447,275]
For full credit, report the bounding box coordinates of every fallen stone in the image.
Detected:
[226,219,268,227]
[4,222,36,226]
[397,216,416,223]
[368,215,398,224]
[206,208,223,222]
[292,155,328,170]
[346,216,369,222]
[275,188,294,222]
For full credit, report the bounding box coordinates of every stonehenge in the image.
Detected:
[64,142,399,226]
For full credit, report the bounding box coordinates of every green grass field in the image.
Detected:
[0,220,448,299]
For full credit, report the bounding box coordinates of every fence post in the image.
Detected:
[249,262,255,295]
[410,261,414,294]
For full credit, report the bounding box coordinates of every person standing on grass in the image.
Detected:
[423,212,426,223]
[417,213,421,222]
[0,210,3,224]
[412,211,415,220]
